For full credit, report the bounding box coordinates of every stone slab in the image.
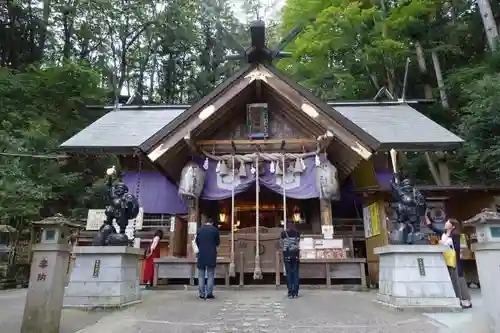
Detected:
[64,247,142,309]
[21,246,70,333]
[472,245,500,332]
[375,245,461,312]
[73,246,143,255]
[375,244,449,254]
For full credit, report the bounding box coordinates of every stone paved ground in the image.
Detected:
[3,287,472,333]
[74,289,445,333]
[1,289,107,333]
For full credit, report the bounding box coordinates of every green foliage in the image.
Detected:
[453,73,500,183]
[0,63,108,221]
[280,0,500,185]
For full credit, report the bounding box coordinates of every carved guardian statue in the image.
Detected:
[389,173,428,245]
[92,166,140,246]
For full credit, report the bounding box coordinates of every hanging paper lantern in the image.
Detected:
[203,157,209,170]
[179,162,205,199]
[270,160,275,174]
[315,160,339,200]
[215,161,221,173]
[300,157,306,171]
[250,164,256,175]
[315,154,321,167]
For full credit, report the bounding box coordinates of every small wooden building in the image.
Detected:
[58,23,481,286]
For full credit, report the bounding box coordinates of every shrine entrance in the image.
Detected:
[200,186,309,282]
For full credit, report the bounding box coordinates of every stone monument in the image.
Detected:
[463,209,500,332]
[375,245,462,311]
[375,149,461,311]
[21,214,80,333]
[64,166,143,309]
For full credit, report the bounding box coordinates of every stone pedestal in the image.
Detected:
[64,246,142,309]
[465,209,500,333]
[375,245,461,312]
[472,242,500,332]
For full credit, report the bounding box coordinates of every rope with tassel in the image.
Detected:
[253,153,263,280]
[199,149,319,163]
[229,154,236,277]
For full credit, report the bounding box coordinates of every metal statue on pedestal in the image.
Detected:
[92,166,140,246]
[388,149,428,245]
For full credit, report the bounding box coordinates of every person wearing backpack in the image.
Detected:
[281,221,301,298]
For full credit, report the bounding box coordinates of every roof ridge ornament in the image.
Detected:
[244,68,272,83]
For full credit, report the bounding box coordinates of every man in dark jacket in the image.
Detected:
[195,219,220,299]
[281,222,300,298]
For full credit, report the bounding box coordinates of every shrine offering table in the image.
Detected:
[153,257,231,287]
[294,258,367,287]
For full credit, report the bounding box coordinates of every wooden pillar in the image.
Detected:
[169,216,187,257]
[186,198,199,259]
[320,199,333,238]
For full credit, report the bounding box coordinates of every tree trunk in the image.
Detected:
[39,0,52,58]
[424,152,443,185]
[477,0,499,51]
[414,40,433,99]
[148,53,157,102]
[431,51,450,109]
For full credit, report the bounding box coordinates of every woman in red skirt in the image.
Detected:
[143,230,163,288]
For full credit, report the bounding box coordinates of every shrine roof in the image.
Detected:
[330,104,463,150]
[59,102,462,153]
[59,106,186,153]
[59,64,462,154]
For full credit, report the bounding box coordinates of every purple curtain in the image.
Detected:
[122,171,188,214]
[332,178,362,218]
[375,171,393,190]
[260,157,320,199]
[200,161,255,200]
[200,156,323,200]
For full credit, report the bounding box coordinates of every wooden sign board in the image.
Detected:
[86,208,144,233]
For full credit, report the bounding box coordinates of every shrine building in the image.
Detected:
[59,22,500,286]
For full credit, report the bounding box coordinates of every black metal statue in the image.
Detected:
[92,166,140,246]
[389,172,428,245]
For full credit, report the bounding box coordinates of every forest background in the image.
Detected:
[0,0,499,227]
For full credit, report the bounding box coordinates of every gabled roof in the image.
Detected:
[59,107,186,153]
[144,63,376,163]
[331,104,463,150]
[58,64,463,156]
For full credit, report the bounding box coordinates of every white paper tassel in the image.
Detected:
[275,161,283,175]
[215,161,221,173]
[219,160,228,176]
[250,164,256,174]
[300,157,306,170]
[203,157,209,170]
[315,155,321,167]
[270,160,275,174]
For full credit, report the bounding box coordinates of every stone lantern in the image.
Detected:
[463,208,500,333]
[21,214,81,333]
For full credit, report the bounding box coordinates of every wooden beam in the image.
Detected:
[195,139,317,146]
[147,68,257,162]
[183,133,199,155]
[260,65,374,160]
